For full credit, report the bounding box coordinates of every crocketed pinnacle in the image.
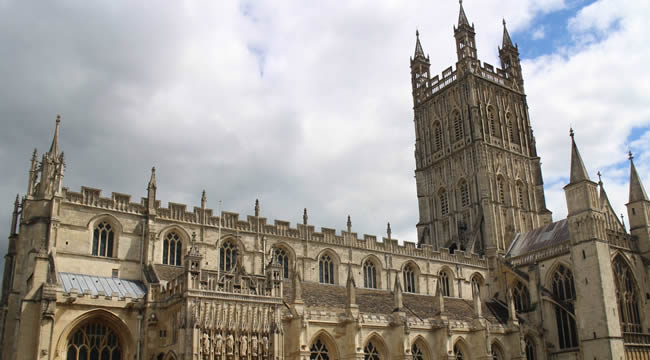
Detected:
[48,115,61,156]
[628,151,649,202]
[569,129,590,183]
[148,167,157,190]
[502,19,514,48]
[458,0,470,27]
[414,29,426,59]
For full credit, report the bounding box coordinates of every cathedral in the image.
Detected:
[2,3,649,360]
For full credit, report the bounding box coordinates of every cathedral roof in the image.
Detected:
[59,272,147,299]
[507,219,570,258]
[285,282,508,324]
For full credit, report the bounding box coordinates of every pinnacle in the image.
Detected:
[458,0,470,27]
[628,152,648,202]
[48,114,61,156]
[502,18,514,48]
[414,30,426,59]
[569,129,590,183]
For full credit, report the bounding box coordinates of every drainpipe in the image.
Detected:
[136,312,143,360]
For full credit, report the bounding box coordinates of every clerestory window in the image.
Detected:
[92,221,115,258]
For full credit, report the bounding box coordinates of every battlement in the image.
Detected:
[62,185,487,267]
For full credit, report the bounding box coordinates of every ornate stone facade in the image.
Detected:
[1,3,650,360]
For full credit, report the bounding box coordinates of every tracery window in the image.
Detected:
[66,321,122,360]
[439,270,451,297]
[411,343,423,360]
[310,339,329,360]
[273,247,290,279]
[517,182,526,209]
[364,342,380,360]
[552,265,578,349]
[403,264,416,293]
[513,281,531,312]
[319,254,335,284]
[613,256,642,333]
[92,221,115,258]
[162,232,182,266]
[220,240,238,272]
[507,113,520,144]
[459,180,470,208]
[488,106,500,137]
[363,260,377,289]
[439,189,449,215]
[497,177,506,204]
[454,111,464,141]
[434,121,443,152]
[525,337,536,360]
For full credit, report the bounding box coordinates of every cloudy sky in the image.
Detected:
[1,0,649,262]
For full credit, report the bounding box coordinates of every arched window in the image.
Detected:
[513,281,531,312]
[507,113,520,144]
[220,240,238,272]
[310,338,329,360]
[363,260,377,289]
[434,121,443,152]
[497,177,506,204]
[552,265,578,349]
[163,232,182,266]
[364,341,380,360]
[439,270,451,297]
[273,247,290,279]
[525,337,536,360]
[613,256,642,333]
[488,106,500,137]
[471,275,481,296]
[411,343,423,360]
[67,321,122,360]
[459,180,470,208]
[92,221,115,258]
[439,189,449,215]
[517,182,526,209]
[319,254,335,284]
[453,111,464,141]
[453,343,465,360]
[491,343,504,360]
[403,264,416,293]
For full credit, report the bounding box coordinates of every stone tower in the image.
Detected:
[411,2,551,256]
[563,131,624,357]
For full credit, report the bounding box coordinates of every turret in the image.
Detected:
[454,0,477,62]
[626,151,650,255]
[499,19,523,90]
[410,30,431,102]
[147,167,157,215]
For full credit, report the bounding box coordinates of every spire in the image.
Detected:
[458,0,470,27]
[393,275,403,310]
[346,263,356,307]
[303,208,308,225]
[502,18,514,48]
[569,129,590,183]
[48,115,61,156]
[255,199,260,217]
[148,167,157,190]
[628,151,649,202]
[414,30,426,59]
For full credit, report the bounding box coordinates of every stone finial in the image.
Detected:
[148,167,157,190]
[597,171,602,184]
[507,288,518,325]
[393,275,403,311]
[346,263,356,307]
[10,194,20,236]
[201,190,207,209]
[621,213,626,230]
[387,222,392,239]
[293,270,303,302]
[472,284,482,318]
[254,199,260,217]
[48,115,61,156]
[434,280,444,313]
[346,215,352,232]
[303,208,308,225]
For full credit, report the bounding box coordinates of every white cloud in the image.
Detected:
[531,25,546,40]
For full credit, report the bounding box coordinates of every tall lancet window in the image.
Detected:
[439,270,451,296]
[513,281,531,312]
[364,342,380,360]
[552,265,578,349]
[163,232,182,266]
[439,189,449,215]
[319,254,334,284]
[403,264,416,293]
[363,260,377,289]
[434,121,443,152]
[273,247,290,279]
[92,221,115,258]
[220,240,238,272]
[453,111,464,141]
[613,256,642,333]
[459,179,470,207]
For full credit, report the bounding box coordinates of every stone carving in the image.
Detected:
[202,332,210,360]
[240,335,248,356]
[226,334,234,355]
[214,333,223,355]
[261,336,269,358]
[251,335,258,356]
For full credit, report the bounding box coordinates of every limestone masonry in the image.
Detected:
[2,3,649,360]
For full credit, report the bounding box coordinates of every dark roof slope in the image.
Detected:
[507,219,570,258]
[153,264,185,282]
